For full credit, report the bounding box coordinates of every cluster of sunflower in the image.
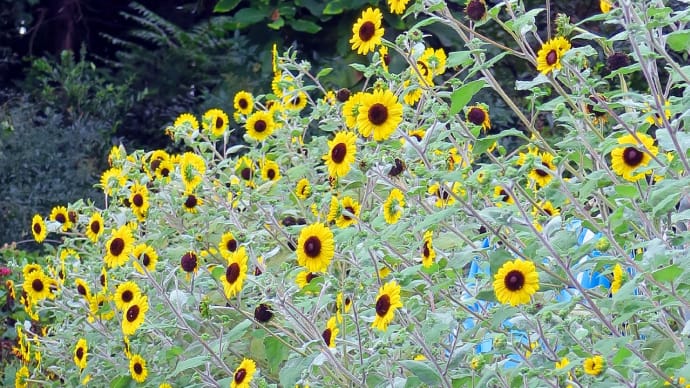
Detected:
[12,0,690,386]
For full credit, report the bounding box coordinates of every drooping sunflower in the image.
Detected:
[536,36,571,75]
[336,292,353,316]
[583,355,605,376]
[326,195,340,223]
[104,225,135,268]
[23,270,54,301]
[645,100,672,126]
[528,152,556,188]
[128,183,149,221]
[493,186,514,206]
[220,246,249,299]
[379,45,390,72]
[122,294,149,336]
[295,271,319,289]
[402,79,423,106]
[129,354,149,383]
[254,303,273,323]
[114,281,142,311]
[180,251,199,275]
[466,104,491,132]
[295,178,312,200]
[296,223,335,273]
[387,0,410,14]
[245,110,276,142]
[493,259,540,306]
[100,167,126,196]
[203,108,230,138]
[322,316,339,348]
[356,89,403,141]
[350,7,384,55]
[173,112,199,133]
[422,230,436,268]
[323,131,357,178]
[31,214,47,243]
[343,92,364,129]
[179,152,206,192]
[233,91,254,116]
[260,159,281,182]
[219,232,239,259]
[182,192,204,214]
[85,212,104,243]
[99,267,108,290]
[49,205,72,232]
[74,278,92,301]
[73,338,88,370]
[132,243,158,274]
[611,263,624,294]
[372,280,403,331]
[335,196,361,228]
[231,358,257,388]
[383,188,405,224]
[610,132,658,182]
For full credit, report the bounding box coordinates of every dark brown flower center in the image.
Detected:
[185,195,198,209]
[303,236,322,258]
[181,252,197,273]
[160,167,170,177]
[466,0,487,21]
[56,213,66,224]
[234,368,247,383]
[122,290,133,303]
[467,107,486,126]
[623,147,644,167]
[133,194,144,207]
[368,103,388,126]
[254,303,273,322]
[241,168,252,180]
[322,328,333,346]
[306,272,319,283]
[376,294,391,317]
[141,254,150,266]
[291,96,301,106]
[68,211,77,223]
[546,50,558,66]
[254,120,267,133]
[126,304,140,322]
[109,238,125,256]
[77,284,87,296]
[215,116,224,129]
[33,222,42,234]
[342,206,355,221]
[31,278,44,292]
[411,133,423,141]
[383,53,391,66]
[358,21,376,41]
[423,241,431,258]
[133,362,143,374]
[239,98,248,109]
[226,263,241,284]
[100,273,106,287]
[150,159,161,172]
[504,270,525,291]
[499,189,510,202]
[76,347,84,360]
[336,88,351,103]
[417,61,430,77]
[226,238,238,252]
[90,220,100,234]
[267,168,276,180]
[331,143,347,164]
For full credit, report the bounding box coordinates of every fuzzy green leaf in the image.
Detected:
[213,0,241,12]
[449,79,486,116]
[399,360,442,386]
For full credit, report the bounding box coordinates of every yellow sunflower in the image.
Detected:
[245,110,276,142]
[493,259,539,306]
[388,0,410,14]
[296,223,335,273]
[179,152,206,192]
[420,47,447,77]
[31,214,47,243]
[88,291,114,322]
[114,281,141,311]
[356,89,403,141]
[260,159,281,182]
[23,270,55,301]
[610,132,658,182]
[295,271,319,289]
[173,112,199,133]
[220,246,248,299]
[49,205,72,232]
[422,230,436,268]
[583,355,605,376]
[645,99,672,126]
[295,178,312,200]
[402,79,423,106]
[379,45,390,72]
[466,104,491,132]
[203,108,229,138]
[335,196,361,228]
[600,0,612,13]
[533,201,560,218]
[235,156,255,186]
[428,182,461,208]
[85,212,104,243]
[104,225,134,268]
[219,232,239,259]
[283,90,308,111]
[130,244,157,274]
[323,131,357,178]
[322,316,339,348]
[493,186,514,206]
[350,7,384,55]
[234,91,254,116]
[122,294,149,336]
[231,358,257,388]
[536,36,571,75]
[129,354,148,383]
[611,263,623,294]
[74,278,92,301]
[146,149,170,178]
[182,192,203,214]
[73,338,87,370]
[383,188,405,224]
[155,159,174,183]
[528,152,556,188]
[128,183,149,221]
[100,167,126,196]
[372,280,403,331]
[15,365,29,388]
[343,92,364,129]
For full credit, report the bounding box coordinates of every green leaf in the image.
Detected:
[213,0,241,12]
[264,336,290,373]
[614,184,638,198]
[290,19,322,33]
[449,79,486,116]
[613,347,633,364]
[227,319,253,341]
[399,360,442,386]
[316,67,333,79]
[323,1,345,15]
[110,376,131,388]
[652,265,683,283]
[171,355,210,377]
[446,51,473,68]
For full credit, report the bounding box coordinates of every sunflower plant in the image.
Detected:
[11,0,690,387]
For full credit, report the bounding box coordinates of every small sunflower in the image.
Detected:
[356,89,403,141]
[233,91,254,116]
[129,354,149,383]
[231,358,257,388]
[611,263,624,294]
[174,112,199,133]
[343,92,364,129]
[155,159,174,182]
[379,45,391,72]
[536,36,571,75]
[88,291,114,322]
[104,225,135,268]
[180,251,199,275]
[122,294,149,336]
[114,281,142,311]
[100,167,126,196]
[132,243,158,274]
[49,205,72,232]
[372,280,403,331]
[600,0,612,13]
[402,79,423,106]
[179,152,206,192]
[387,0,410,14]
[283,90,308,111]
[383,188,405,224]
[610,132,658,182]
[245,110,276,142]
[295,271,319,289]
[260,159,281,182]
[85,212,104,243]
[493,186,514,206]
[220,246,249,299]
[219,232,239,259]
[128,183,149,221]
[528,152,556,188]
[336,292,353,316]
[322,316,339,348]
[254,303,274,323]
[15,365,29,388]
[466,104,491,132]
[203,108,230,138]
[74,278,92,301]
[335,196,361,228]
[428,182,461,208]
[323,131,357,178]
[296,223,335,273]
[24,269,55,302]
[420,47,447,77]
[235,156,255,186]
[182,192,204,214]
[350,7,384,55]
[31,214,47,243]
[295,178,312,200]
[466,0,488,21]
[583,355,605,376]
[74,338,88,370]
[533,201,560,218]
[645,99,672,126]
[493,259,539,306]
[422,230,436,268]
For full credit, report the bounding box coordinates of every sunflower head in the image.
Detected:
[296,223,335,273]
[233,91,254,116]
[322,316,339,348]
[129,354,148,383]
[356,89,403,141]
[323,131,357,178]
[203,108,230,138]
[245,110,276,142]
[372,280,403,331]
[31,214,47,243]
[536,36,571,75]
[466,0,487,21]
[610,132,658,182]
[231,358,257,388]
[493,259,539,306]
[349,7,385,55]
[583,355,606,376]
[466,104,491,131]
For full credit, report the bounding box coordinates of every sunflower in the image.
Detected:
[295,178,312,200]
[583,355,605,376]
[88,291,114,322]
[104,225,134,268]
[234,91,254,116]
[180,251,199,275]
[202,108,229,138]
[231,358,257,388]
[22,263,41,280]
[493,259,539,306]
[356,89,403,141]
[182,192,203,214]
[528,152,556,188]
[85,212,104,243]
[254,303,274,323]
[155,159,174,183]
[600,0,612,13]
[132,244,158,274]
[420,47,447,77]
[283,90,308,111]
[402,79,423,106]
[219,232,239,259]
[466,104,491,132]
[350,7,384,55]
[295,271,319,289]
[221,246,248,299]
[645,99,672,126]
[245,110,276,142]
[428,182,461,208]
[536,36,571,75]
[74,278,92,301]
[31,214,47,243]
[610,132,658,182]
[337,292,353,315]
[335,196,361,228]
[323,131,357,178]
[379,45,390,72]
[388,0,410,14]
[122,294,149,336]
[260,159,281,182]
[533,201,560,218]
[383,188,405,224]
[234,156,255,187]
[372,280,403,331]
[15,365,29,388]
[322,316,339,348]
[129,354,148,383]
[326,195,340,223]
[49,205,72,232]
[179,152,206,192]
[493,186,514,206]
[611,263,623,294]
[114,281,142,311]
[98,267,108,290]
[422,231,436,268]
[174,112,199,132]
[100,167,126,196]
[466,0,488,21]
[23,270,54,302]
[343,92,364,129]
[296,223,335,273]
[146,150,170,178]
[129,183,149,221]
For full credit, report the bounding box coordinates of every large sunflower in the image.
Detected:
[322,316,339,348]
[245,110,276,142]
[323,131,357,178]
[129,354,149,383]
[23,270,54,302]
[422,231,436,268]
[219,232,239,259]
[85,212,104,243]
[383,188,405,224]
[231,358,257,388]
[350,7,384,55]
[122,294,149,336]
[114,281,142,311]
[128,183,149,221]
[233,91,254,116]
[132,243,158,274]
[73,338,88,370]
[335,196,361,228]
[493,259,539,306]
[104,225,134,268]
[356,89,403,141]
[372,280,403,331]
[221,246,248,299]
[610,132,658,182]
[203,108,230,138]
[31,214,47,243]
[296,223,335,273]
[536,36,571,75]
